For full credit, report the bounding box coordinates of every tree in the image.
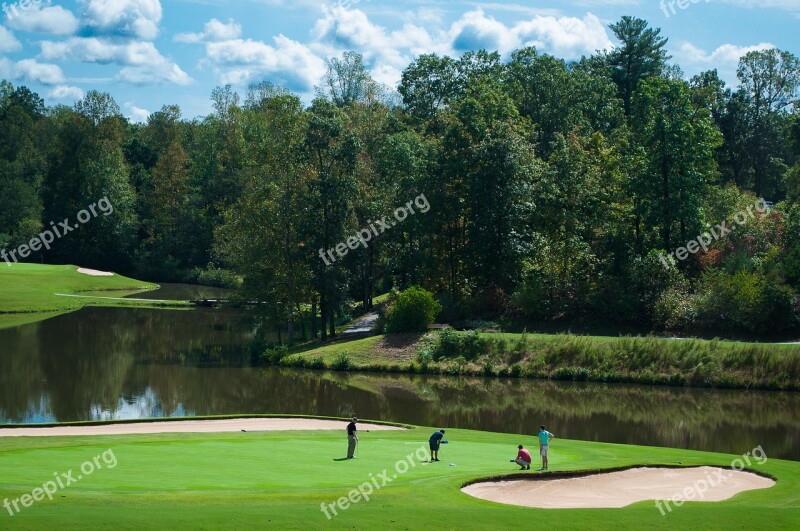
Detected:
[318,52,380,108]
[217,94,311,345]
[398,54,459,123]
[303,99,361,340]
[607,16,670,115]
[630,77,722,256]
[737,48,800,196]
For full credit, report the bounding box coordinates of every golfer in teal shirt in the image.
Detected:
[538,425,555,471]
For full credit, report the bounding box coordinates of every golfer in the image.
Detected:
[346,417,358,459]
[429,429,445,462]
[514,445,532,470]
[538,425,555,471]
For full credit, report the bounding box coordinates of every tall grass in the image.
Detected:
[430,331,800,390]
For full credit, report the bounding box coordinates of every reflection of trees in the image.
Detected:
[0,305,257,423]
[0,324,45,421]
[37,309,134,420]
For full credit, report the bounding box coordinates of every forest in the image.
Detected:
[1,16,799,339]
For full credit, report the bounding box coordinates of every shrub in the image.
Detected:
[191,265,240,289]
[309,357,326,370]
[432,329,491,361]
[332,352,353,371]
[262,345,288,365]
[695,270,797,333]
[385,286,442,333]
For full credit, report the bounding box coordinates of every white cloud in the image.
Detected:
[80,0,162,40]
[676,42,775,66]
[6,5,80,36]
[118,61,191,85]
[48,85,85,101]
[513,13,611,58]
[175,18,241,43]
[674,41,776,86]
[205,35,327,91]
[0,25,21,52]
[40,37,192,85]
[179,6,614,95]
[124,102,150,122]
[15,59,65,84]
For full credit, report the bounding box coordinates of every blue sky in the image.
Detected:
[0,0,797,121]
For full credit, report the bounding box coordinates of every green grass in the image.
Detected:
[0,419,797,529]
[0,264,186,328]
[281,330,800,390]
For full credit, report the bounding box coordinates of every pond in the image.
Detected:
[1,285,798,460]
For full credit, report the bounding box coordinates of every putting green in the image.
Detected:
[0,419,797,529]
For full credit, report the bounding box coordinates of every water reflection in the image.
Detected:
[0,300,798,460]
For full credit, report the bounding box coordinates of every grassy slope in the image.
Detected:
[0,264,187,325]
[0,423,797,530]
[282,331,800,390]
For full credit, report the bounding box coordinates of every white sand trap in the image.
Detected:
[462,467,775,509]
[76,267,114,277]
[0,418,405,437]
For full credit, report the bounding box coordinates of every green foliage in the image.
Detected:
[385,287,442,333]
[262,345,289,366]
[694,271,797,333]
[332,352,353,371]
[432,329,491,361]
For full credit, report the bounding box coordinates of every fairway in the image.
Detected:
[0,420,798,530]
[0,264,187,327]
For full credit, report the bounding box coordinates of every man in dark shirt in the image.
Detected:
[346,417,358,459]
[429,429,445,462]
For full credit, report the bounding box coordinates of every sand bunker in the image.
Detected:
[76,267,114,277]
[0,418,405,437]
[462,467,775,509]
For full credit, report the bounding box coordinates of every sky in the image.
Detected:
[0,0,797,122]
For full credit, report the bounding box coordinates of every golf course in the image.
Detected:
[0,416,797,530]
[0,264,187,329]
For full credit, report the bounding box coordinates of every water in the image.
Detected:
[0,285,797,460]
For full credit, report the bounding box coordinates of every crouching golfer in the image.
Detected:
[429,429,445,462]
[346,417,358,459]
[514,445,532,470]
[538,425,555,471]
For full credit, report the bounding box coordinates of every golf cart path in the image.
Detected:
[0,418,405,437]
[343,312,380,335]
[462,466,775,509]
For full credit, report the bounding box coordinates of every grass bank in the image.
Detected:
[0,420,796,529]
[277,331,800,391]
[0,264,187,328]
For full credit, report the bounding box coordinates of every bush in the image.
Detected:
[191,265,240,289]
[309,357,326,370]
[384,286,442,333]
[695,270,797,333]
[432,328,491,361]
[262,345,288,365]
[332,352,353,371]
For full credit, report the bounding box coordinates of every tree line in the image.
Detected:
[1,16,799,339]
